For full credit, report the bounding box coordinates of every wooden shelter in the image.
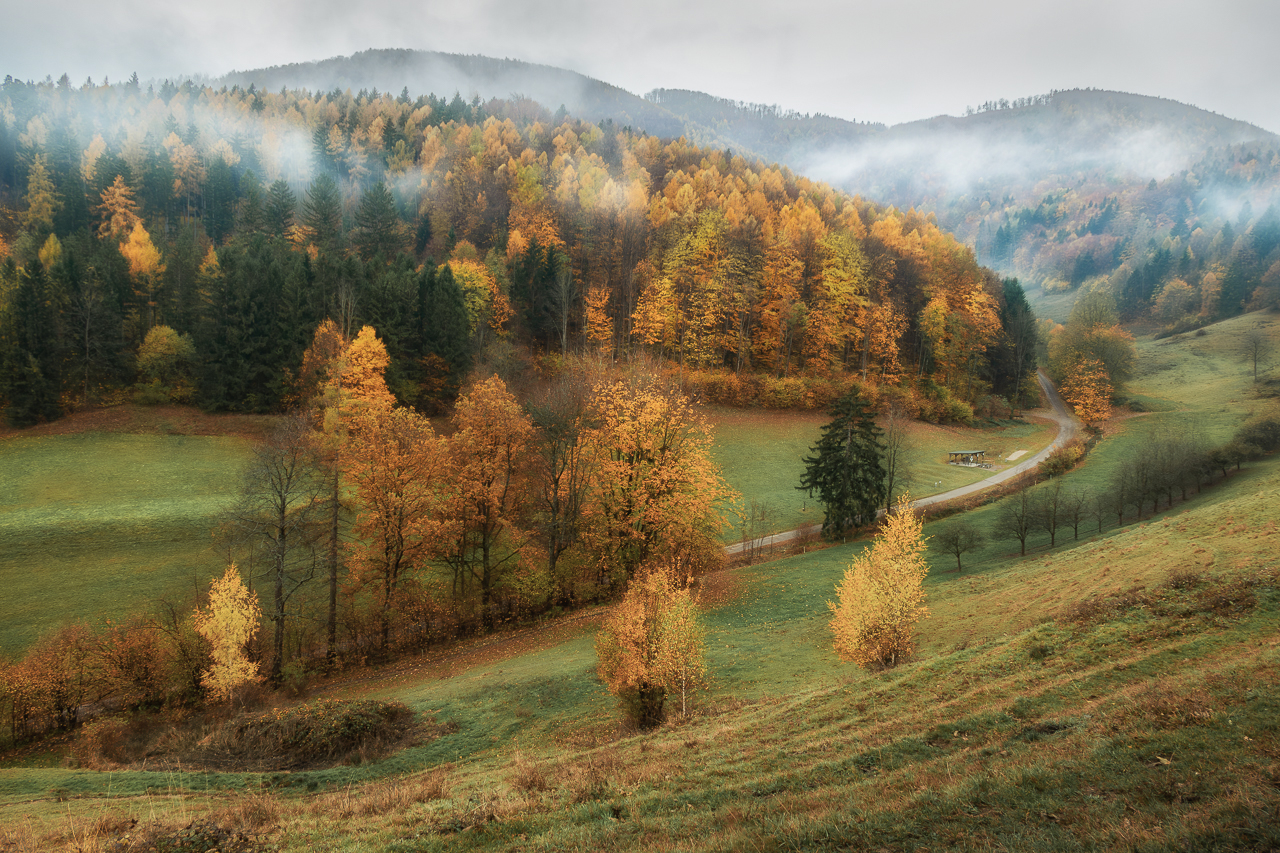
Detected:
[947,450,990,467]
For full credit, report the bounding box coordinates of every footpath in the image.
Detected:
[725,370,1080,555]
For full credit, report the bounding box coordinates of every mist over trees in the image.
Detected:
[0,75,1042,425]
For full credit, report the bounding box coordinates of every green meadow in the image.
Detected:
[0,433,254,653]
[1,312,1277,852]
[708,407,1056,540]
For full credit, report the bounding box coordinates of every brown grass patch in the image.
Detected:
[0,403,278,442]
[1113,679,1219,730]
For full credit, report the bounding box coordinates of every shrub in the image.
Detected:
[1038,439,1085,477]
[1234,415,1280,452]
[199,698,417,769]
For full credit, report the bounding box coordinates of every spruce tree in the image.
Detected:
[799,389,886,540]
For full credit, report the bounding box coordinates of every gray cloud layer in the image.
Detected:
[4,0,1278,133]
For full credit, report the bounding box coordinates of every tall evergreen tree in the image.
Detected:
[301,173,343,253]
[1,260,64,426]
[237,170,266,236]
[799,389,887,540]
[414,264,472,410]
[265,179,296,238]
[352,181,406,261]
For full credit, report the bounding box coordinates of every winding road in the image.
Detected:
[726,369,1079,555]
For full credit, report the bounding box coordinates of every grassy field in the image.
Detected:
[4,450,1274,850]
[0,432,254,653]
[2,314,1277,851]
[708,407,1056,539]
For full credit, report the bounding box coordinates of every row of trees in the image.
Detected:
[932,413,1280,569]
[1,76,1040,427]
[221,321,737,685]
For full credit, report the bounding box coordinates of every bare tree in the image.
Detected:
[1061,487,1090,540]
[1241,327,1273,383]
[549,255,577,355]
[739,499,775,564]
[933,520,984,571]
[994,490,1036,556]
[881,402,916,509]
[1033,481,1063,547]
[229,412,325,685]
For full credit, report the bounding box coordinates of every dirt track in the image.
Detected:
[725,370,1080,554]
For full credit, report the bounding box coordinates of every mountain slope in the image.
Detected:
[219,48,689,137]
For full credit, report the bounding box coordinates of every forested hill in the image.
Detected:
[219,49,689,139]
[642,88,884,165]
[789,89,1280,320]
[213,58,1280,322]
[0,75,1042,429]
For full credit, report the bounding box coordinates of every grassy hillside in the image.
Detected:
[1,314,1277,851]
[709,408,1057,540]
[0,433,254,653]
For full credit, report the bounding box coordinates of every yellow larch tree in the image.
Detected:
[120,220,166,330]
[829,493,930,669]
[97,175,142,240]
[23,154,59,232]
[193,565,262,701]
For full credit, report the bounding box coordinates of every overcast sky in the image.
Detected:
[4,0,1278,134]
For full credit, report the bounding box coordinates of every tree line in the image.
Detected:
[0,321,737,741]
[934,413,1280,569]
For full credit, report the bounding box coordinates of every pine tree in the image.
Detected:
[416,264,472,408]
[352,181,406,261]
[799,389,886,539]
[265,179,296,237]
[302,173,343,252]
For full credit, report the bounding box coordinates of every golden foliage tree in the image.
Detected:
[583,377,736,592]
[595,562,708,728]
[439,376,533,623]
[1060,356,1113,428]
[120,221,166,330]
[97,175,141,240]
[345,405,447,651]
[829,493,929,668]
[193,565,262,701]
[23,154,59,232]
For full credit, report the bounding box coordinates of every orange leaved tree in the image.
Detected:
[193,565,262,702]
[1060,356,1113,429]
[438,376,533,627]
[582,377,736,595]
[829,493,930,668]
[345,404,447,652]
[595,562,707,728]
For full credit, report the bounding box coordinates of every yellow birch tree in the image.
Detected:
[829,493,930,668]
[193,565,262,701]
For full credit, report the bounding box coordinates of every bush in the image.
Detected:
[198,698,418,769]
[1234,415,1280,452]
[1038,439,1085,477]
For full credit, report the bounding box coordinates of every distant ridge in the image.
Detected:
[219,49,689,138]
